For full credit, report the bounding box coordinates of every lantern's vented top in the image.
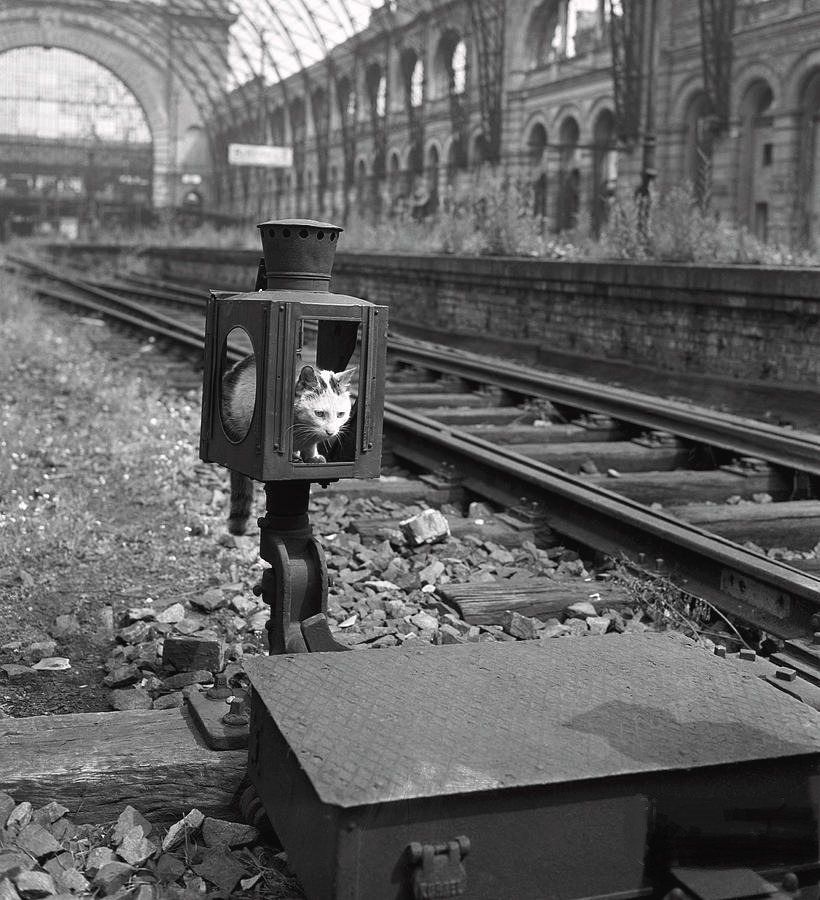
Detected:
[256,218,343,291]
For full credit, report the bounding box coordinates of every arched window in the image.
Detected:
[556,116,580,231]
[591,108,617,233]
[452,41,467,95]
[366,63,386,120]
[376,74,386,118]
[526,0,603,65]
[738,80,774,239]
[410,59,424,108]
[796,68,820,247]
[528,122,548,165]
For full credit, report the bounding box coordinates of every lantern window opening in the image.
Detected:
[219,325,256,446]
[289,316,363,467]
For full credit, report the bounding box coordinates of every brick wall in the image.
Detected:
[332,255,820,389]
[53,244,820,389]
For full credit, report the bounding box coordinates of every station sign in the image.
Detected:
[228,143,293,168]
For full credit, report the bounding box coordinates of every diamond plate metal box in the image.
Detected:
[245,633,820,900]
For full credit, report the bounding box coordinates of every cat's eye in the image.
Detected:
[337,412,345,418]
[315,410,327,418]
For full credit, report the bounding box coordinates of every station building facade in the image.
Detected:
[214,0,820,250]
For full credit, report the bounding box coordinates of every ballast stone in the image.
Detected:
[161,635,224,674]
[399,509,450,546]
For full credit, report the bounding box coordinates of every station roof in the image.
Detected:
[228,0,385,84]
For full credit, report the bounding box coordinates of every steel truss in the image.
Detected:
[698,0,736,135]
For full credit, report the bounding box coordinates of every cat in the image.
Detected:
[220,356,356,535]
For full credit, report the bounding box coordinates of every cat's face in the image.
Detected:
[293,365,356,444]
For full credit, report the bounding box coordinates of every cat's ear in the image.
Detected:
[334,367,358,390]
[296,365,322,392]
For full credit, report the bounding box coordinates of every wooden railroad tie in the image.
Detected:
[0,707,247,825]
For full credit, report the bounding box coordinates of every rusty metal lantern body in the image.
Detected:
[200,219,387,482]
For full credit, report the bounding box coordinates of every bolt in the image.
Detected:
[775,667,797,682]
[782,872,799,893]
[714,645,726,658]
[222,697,249,728]
[739,648,756,661]
[207,673,232,700]
[252,583,263,597]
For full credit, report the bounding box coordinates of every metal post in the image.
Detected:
[258,480,349,655]
[637,0,658,244]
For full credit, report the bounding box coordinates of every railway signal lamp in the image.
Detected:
[200,218,387,482]
[197,219,388,661]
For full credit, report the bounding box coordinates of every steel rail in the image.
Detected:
[8,255,206,344]
[386,336,820,477]
[22,281,208,356]
[383,400,820,640]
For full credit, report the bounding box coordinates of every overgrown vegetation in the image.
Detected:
[75,170,820,267]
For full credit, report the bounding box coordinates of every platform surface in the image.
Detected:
[245,633,820,808]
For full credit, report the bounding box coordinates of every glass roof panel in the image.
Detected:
[226,0,386,85]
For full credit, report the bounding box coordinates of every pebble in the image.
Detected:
[93,861,134,896]
[587,616,612,636]
[155,603,186,624]
[109,687,153,711]
[15,869,56,897]
[112,807,152,846]
[26,642,57,663]
[201,817,259,849]
[191,589,226,613]
[400,509,450,546]
[14,823,62,859]
[162,670,213,691]
[501,610,542,640]
[6,805,32,830]
[161,809,204,852]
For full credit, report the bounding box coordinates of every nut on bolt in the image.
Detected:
[207,673,232,699]
[222,696,249,728]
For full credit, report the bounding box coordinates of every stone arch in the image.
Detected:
[731,60,782,115]
[523,0,562,68]
[590,107,616,233]
[736,78,775,235]
[0,15,208,208]
[793,65,820,247]
[525,120,549,219]
[523,115,549,163]
[668,72,711,127]
[678,90,715,202]
[555,114,580,231]
[432,28,464,100]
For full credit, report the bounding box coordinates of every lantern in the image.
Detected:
[200,219,388,482]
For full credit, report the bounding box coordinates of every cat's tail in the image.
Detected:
[228,470,254,535]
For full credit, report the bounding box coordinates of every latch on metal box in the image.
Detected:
[407,836,470,899]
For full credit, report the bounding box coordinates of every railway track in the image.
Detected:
[5,247,820,899]
[8,252,820,654]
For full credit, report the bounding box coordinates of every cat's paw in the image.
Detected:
[304,452,326,464]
